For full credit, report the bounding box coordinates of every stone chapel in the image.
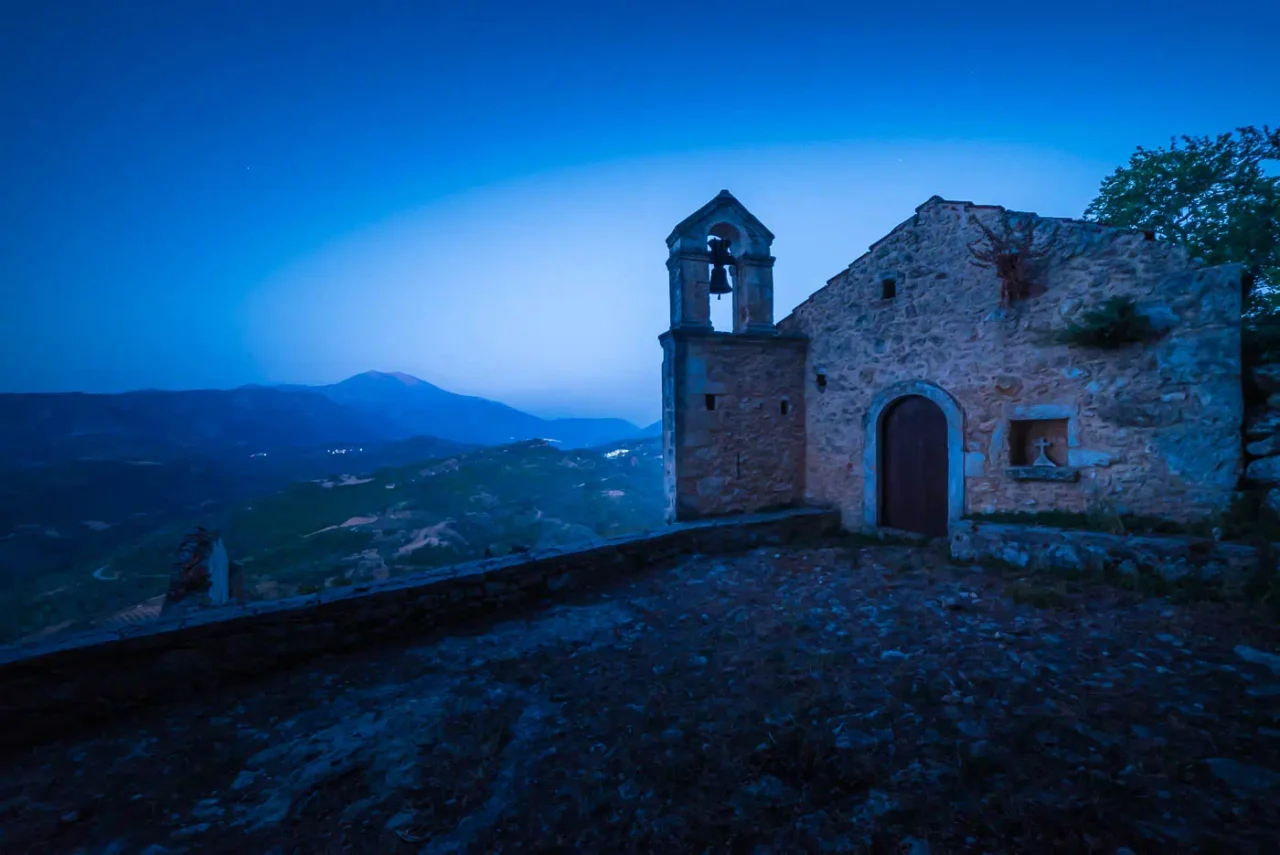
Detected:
[660,191,1245,536]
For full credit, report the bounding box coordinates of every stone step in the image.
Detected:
[1246,410,1280,438]
[1253,363,1280,393]
[1246,455,1280,485]
[1247,434,1280,458]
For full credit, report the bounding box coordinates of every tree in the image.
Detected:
[1083,125,1280,313]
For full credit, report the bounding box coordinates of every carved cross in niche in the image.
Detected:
[1032,437,1056,467]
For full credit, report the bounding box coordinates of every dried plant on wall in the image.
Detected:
[967,213,1057,307]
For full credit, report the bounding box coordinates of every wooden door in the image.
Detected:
[879,395,949,537]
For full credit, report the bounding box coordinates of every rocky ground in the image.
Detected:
[3,539,1280,854]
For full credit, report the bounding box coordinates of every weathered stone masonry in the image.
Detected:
[663,192,1244,533]
[951,520,1274,583]
[662,329,807,520]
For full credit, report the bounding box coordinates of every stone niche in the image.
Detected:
[1009,418,1069,467]
[1005,417,1079,482]
[997,404,1082,483]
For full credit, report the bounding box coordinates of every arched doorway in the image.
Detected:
[879,395,949,537]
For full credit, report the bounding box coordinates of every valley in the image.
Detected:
[0,437,664,645]
[0,372,663,645]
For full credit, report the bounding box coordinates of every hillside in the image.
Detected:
[0,434,471,590]
[3,437,664,644]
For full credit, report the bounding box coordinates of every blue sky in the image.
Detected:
[2,0,1276,424]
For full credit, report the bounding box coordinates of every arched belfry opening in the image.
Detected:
[664,189,777,335]
[658,191,808,524]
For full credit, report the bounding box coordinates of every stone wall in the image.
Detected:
[660,328,808,521]
[951,520,1272,583]
[0,508,839,753]
[781,196,1243,529]
[1245,361,1280,507]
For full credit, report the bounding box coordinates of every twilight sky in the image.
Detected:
[2,0,1276,424]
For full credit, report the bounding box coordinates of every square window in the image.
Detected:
[705,394,716,411]
[881,278,897,300]
[1009,418,1068,466]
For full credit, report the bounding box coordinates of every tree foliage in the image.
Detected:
[1083,126,1280,312]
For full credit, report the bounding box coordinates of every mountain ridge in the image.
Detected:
[0,372,653,469]
[290,370,645,448]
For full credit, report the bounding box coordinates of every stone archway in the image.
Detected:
[863,381,965,534]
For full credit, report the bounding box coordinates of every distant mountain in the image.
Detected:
[0,387,395,469]
[640,420,662,437]
[296,371,643,449]
[0,372,645,469]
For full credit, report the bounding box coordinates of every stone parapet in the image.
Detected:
[0,508,839,753]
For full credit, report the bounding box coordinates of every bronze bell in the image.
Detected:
[709,265,732,299]
[708,236,734,300]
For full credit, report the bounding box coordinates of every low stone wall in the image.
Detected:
[0,508,839,753]
[950,520,1275,581]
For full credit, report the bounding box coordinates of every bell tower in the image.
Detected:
[665,189,777,334]
[659,191,808,523]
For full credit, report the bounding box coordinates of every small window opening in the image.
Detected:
[1142,230,1155,242]
[705,394,716,411]
[881,278,897,300]
[1009,418,1069,467]
[780,399,790,416]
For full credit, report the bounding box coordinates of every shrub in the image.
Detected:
[1056,296,1160,349]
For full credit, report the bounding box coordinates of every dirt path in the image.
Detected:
[2,542,1279,853]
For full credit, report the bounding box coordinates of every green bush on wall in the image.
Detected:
[1056,296,1160,349]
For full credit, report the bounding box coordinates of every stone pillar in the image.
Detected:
[734,253,777,334]
[162,528,243,613]
[660,334,679,523]
[668,248,713,330]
